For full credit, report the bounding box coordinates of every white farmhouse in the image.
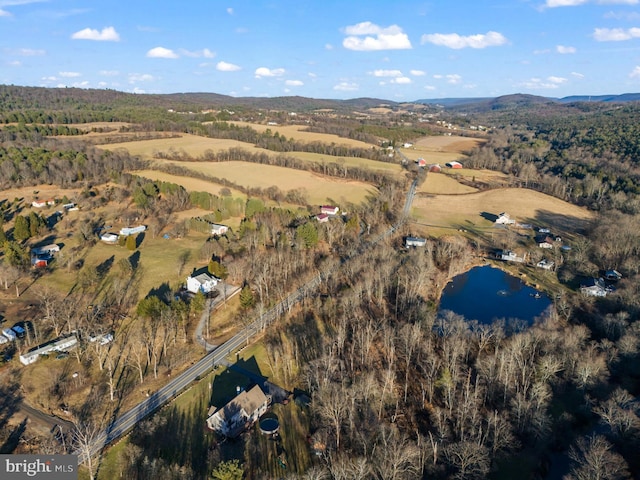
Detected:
[495,213,516,225]
[186,271,218,294]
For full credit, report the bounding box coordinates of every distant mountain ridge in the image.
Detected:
[1,85,640,116]
[414,92,640,107]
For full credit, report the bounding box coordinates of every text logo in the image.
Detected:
[0,455,77,479]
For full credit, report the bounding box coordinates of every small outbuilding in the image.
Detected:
[320,205,339,215]
[428,164,442,173]
[405,236,427,248]
[100,233,119,244]
[210,224,229,236]
[445,161,463,169]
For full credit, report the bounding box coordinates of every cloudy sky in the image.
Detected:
[2,0,640,100]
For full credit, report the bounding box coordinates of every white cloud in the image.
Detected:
[391,76,411,84]
[333,81,359,91]
[424,85,437,91]
[421,31,507,49]
[533,48,551,55]
[548,76,567,84]
[546,0,638,5]
[16,48,45,56]
[446,74,462,84]
[593,27,640,41]
[41,76,57,81]
[342,22,412,51]
[217,61,241,71]
[372,69,403,77]
[410,69,426,76]
[604,10,640,20]
[8,60,21,66]
[146,47,179,58]
[545,0,587,6]
[325,43,334,50]
[520,76,567,89]
[59,71,81,77]
[285,79,304,86]
[71,26,120,41]
[128,73,155,83]
[254,67,285,78]
[226,7,233,14]
[180,48,215,58]
[571,71,585,78]
[0,9,10,16]
[99,70,119,76]
[556,45,576,53]
[629,65,640,77]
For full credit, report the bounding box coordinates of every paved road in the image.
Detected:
[77,167,420,463]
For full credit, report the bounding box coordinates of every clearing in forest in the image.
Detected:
[400,134,486,166]
[227,121,375,148]
[98,134,272,159]
[411,188,594,235]
[147,160,375,205]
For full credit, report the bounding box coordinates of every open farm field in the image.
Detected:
[400,148,467,165]
[418,168,510,194]
[73,121,133,132]
[153,160,375,205]
[419,172,478,194]
[411,188,595,236]
[98,133,272,159]
[413,134,486,153]
[228,121,374,148]
[133,170,247,199]
[283,151,404,176]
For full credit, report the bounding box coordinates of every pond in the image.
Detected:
[438,265,552,326]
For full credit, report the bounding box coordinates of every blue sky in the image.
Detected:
[3,0,640,100]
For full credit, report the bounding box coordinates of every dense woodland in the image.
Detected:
[0,87,639,479]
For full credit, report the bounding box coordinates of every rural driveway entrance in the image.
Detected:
[195,282,241,351]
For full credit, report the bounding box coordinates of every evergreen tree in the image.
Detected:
[208,259,228,279]
[239,285,255,309]
[13,215,30,241]
[125,234,136,251]
[296,221,318,248]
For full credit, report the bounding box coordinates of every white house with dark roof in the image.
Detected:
[206,385,269,437]
[495,212,515,225]
[186,271,218,294]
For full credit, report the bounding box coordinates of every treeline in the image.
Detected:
[465,104,640,213]
[0,143,143,188]
[153,146,404,191]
